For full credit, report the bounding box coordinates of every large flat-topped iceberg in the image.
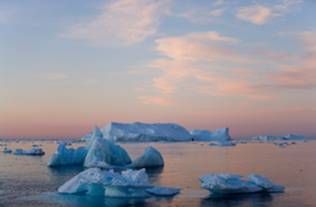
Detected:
[102,122,192,142]
[252,134,305,142]
[82,122,236,143]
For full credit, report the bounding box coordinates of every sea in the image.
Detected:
[0,140,315,207]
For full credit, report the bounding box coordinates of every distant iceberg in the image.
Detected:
[130,146,164,168]
[252,134,305,142]
[58,168,179,198]
[191,128,232,142]
[48,143,87,167]
[84,127,132,168]
[84,122,192,142]
[14,147,45,156]
[2,147,12,154]
[200,173,284,196]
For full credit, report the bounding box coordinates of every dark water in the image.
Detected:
[0,141,315,207]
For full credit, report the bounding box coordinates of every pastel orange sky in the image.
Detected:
[1,0,316,139]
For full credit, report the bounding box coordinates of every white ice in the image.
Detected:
[58,168,152,198]
[84,127,132,168]
[200,173,284,196]
[84,122,192,142]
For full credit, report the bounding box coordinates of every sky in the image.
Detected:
[0,0,316,139]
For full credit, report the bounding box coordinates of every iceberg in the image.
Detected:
[247,174,284,193]
[2,147,12,154]
[84,127,132,168]
[84,122,192,142]
[252,134,305,142]
[13,147,45,156]
[130,146,164,168]
[200,173,284,196]
[58,168,112,195]
[191,128,232,142]
[48,143,87,167]
[58,168,180,198]
[58,168,151,197]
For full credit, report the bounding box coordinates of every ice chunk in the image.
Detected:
[191,128,232,142]
[47,143,87,167]
[130,146,164,168]
[200,173,284,196]
[200,173,262,195]
[146,187,180,196]
[58,168,113,195]
[58,168,152,198]
[13,147,45,156]
[247,174,284,193]
[84,127,132,168]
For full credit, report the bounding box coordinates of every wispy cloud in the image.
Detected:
[272,31,316,89]
[62,0,171,46]
[236,0,302,25]
[175,0,227,24]
[138,31,270,105]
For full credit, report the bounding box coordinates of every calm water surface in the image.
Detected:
[0,141,315,207]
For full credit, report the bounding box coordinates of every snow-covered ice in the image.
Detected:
[191,128,232,142]
[84,127,132,168]
[130,146,164,168]
[200,173,284,196]
[58,168,181,198]
[58,168,113,195]
[48,143,87,167]
[13,147,45,156]
[247,174,285,193]
[58,168,152,198]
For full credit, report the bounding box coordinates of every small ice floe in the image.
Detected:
[83,127,132,168]
[48,143,87,167]
[146,187,180,196]
[13,147,45,156]
[129,146,164,168]
[200,173,284,197]
[209,141,236,147]
[58,168,180,198]
[2,147,12,154]
[273,142,289,148]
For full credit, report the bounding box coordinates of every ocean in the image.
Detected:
[0,141,315,207]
